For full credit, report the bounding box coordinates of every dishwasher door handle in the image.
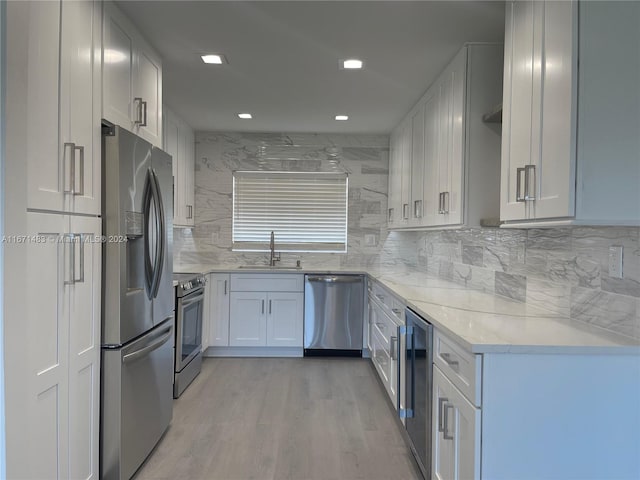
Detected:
[306,275,363,284]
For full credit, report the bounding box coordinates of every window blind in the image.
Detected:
[232,171,348,252]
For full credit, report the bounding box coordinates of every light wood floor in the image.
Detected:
[134,357,422,480]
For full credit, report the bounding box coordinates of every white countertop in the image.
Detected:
[174,264,640,355]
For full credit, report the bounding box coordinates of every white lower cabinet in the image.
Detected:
[266,292,304,347]
[229,292,267,347]
[227,274,304,350]
[204,273,230,348]
[229,292,303,347]
[432,365,481,480]
[368,282,404,410]
[431,328,640,480]
[26,212,101,479]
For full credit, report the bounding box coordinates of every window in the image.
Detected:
[232,171,348,252]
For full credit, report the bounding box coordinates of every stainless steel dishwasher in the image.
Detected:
[304,274,364,356]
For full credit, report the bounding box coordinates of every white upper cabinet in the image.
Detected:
[500,1,640,226]
[163,107,195,227]
[26,0,102,215]
[103,1,163,147]
[389,44,503,230]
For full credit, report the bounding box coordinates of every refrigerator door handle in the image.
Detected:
[122,325,173,364]
[142,169,156,298]
[150,168,166,299]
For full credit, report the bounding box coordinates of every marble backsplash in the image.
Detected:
[174,130,639,340]
[174,131,391,270]
[385,227,640,340]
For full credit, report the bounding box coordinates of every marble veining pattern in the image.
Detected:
[406,226,640,339]
[175,132,389,271]
[173,131,640,341]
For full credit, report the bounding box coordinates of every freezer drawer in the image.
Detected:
[100,319,174,480]
[304,274,364,354]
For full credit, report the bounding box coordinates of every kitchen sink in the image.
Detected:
[237,265,302,270]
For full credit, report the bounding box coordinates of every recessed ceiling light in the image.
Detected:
[238,113,253,119]
[201,54,227,64]
[341,59,364,70]
[335,115,349,121]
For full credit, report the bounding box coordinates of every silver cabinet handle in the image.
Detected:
[224,280,227,295]
[390,335,398,361]
[74,234,85,284]
[141,100,148,127]
[524,165,536,201]
[269,299,272,314]
[438,192,445,214]
[443,402,455,440]
[413,200,422,219]
[441,352,459,370]
[188,205,193,219]
[75,145,85,196]
[375,294,385,302]
[443,191,449,214]
[516,167,526,202]
[64,142,75,194]
[391,308,401,316]
[438,397,449,433]
[64,234,76,285]
[64,143,85,196]
[134,97,144,125]
[261,299,265,314]
[402,203,409,220]
[376,322,385,331]
[63,234,85,285]
[388,208,393,222]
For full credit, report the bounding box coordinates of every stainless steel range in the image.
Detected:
[173,273,205,398]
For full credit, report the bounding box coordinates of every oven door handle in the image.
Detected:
[180,292,205,308]
[122,325,173,364]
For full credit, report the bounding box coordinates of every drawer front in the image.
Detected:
[371,327,392,392]
[230,274,304,292]
[434,329,482,407]
[370,283,405,327]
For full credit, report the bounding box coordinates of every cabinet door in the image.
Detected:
[500,1,535,221]
[163,108,183,225]
[400,120,412,225]
[432,366,481,480]
[103,1,134,130]
[26,213,70,479]
[183,128,195,226]
[208,274,230,347]
[68,216,101,480]
[229,292,267,346]
[387,129,403,226]
[533,0,577,220]
[26,0,63,212]
[134,42,162,147]
[422,88,441,225]
[436,51,465,227]
[266,292,303,347]
[59,0,101,215]
[445,50,466,226]
[410,104,425,226]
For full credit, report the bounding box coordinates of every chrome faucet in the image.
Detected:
[269,231,280,266]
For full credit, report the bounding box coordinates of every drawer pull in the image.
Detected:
[441,352,459,371]
[443,403,455,440]
[376,322,385,331]
[438,397,448,433]
[375,294,385,302]
[390,336,398,361]
[391,308,401,316]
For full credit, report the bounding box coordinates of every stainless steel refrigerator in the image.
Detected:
[100,124,174,480]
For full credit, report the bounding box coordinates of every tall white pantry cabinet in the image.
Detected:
[7,0,102,478]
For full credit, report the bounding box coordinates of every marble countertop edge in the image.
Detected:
[173,264,640,354]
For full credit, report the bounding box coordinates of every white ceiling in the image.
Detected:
[116,1,505,134]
